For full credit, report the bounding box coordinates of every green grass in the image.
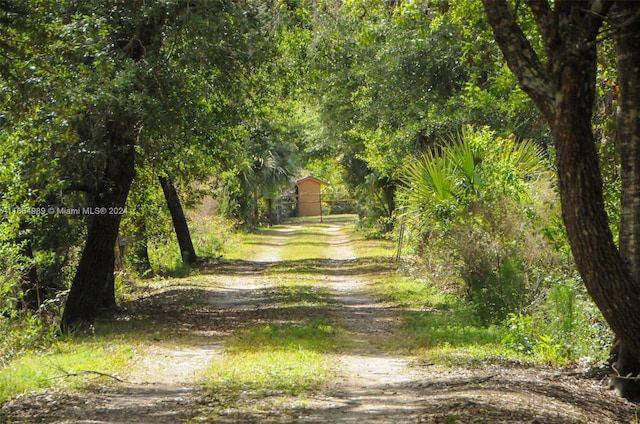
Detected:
[0,339,135,403]
[417,343,530,369]
[370,275,457,309]
[202,318,345,405]
[347,226,397,258]
[278,224,332,261]
[223,230,277,261]
[226,318,346,354]
[204,350,330,399]
[266,279,333,307]
[394,310,506,349]
[370,274,535,367]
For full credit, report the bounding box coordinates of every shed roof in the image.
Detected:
[296,176,330,186]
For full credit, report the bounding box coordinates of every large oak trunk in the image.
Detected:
[610,1,640,399]
[61,123,136,331]
[481,0,640,400]
[550,44,640,370]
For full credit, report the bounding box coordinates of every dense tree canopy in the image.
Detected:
[1,0,639,402]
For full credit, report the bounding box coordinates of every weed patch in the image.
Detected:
[417,344,531,369]
[267,284,332,307]
[227,319,346,354]
[349,230,397,259]
[0,340,134,403]
[203,350,329,400]
[370,274,538,367]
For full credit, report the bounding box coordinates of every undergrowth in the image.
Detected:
[372,273,610,367]
[0,337,135,403]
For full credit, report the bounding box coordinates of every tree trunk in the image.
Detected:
[481,0,640,400]
[158,175,197,265]
[610,1,640,399]
[133,222,152,274]
[61,123,136,332]
[267,198,275,225]
[18,234,40,311]
[550,38,640,353]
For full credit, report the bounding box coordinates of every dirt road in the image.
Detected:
[2,217,638,423]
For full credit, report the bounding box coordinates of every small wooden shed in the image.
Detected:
[296,176,329,217]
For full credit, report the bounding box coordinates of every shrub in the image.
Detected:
[400,125,553,323]
[501,274,611,364]
[0,310,59,368]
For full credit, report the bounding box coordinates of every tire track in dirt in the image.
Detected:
[3,217,639,423]
[1,224,294,424]
[297,220,427,422]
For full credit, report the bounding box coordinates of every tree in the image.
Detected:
[60,0,275,330]
[60,1,168,329]
[1,0,87,312]
[231,123,298,227]
[610,1,640,398]
[158,175,197,265]
[296,0,544,233]
[480,0,640,399]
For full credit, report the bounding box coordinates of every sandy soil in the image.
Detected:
[2,217,639,423]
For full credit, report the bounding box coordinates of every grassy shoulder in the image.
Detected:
[0,336,136,403]
[368,274,608,368]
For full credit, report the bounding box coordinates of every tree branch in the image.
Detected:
[525,0,557,57]
[481,0,555,122]
[50,366,129,383]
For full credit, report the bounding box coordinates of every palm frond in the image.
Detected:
[402,151,456,204]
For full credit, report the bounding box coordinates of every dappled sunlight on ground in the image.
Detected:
[2,216,638,423]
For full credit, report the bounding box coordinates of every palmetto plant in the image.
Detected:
[236,131,297,226]
[400,125,544,229]
[403,150,456,205]
[400,125,548,322]
[445,125,484,194]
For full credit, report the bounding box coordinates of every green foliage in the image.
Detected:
[190,213,234,260]
[230,122,299,227]
[501,276,611,365]
[400,125,553,323]
[0,311,59,368]
[147,238,195,278]
[373,271,608,367]
[399,311,505,351]
[405,151,457,205]
[287,0,546,233]
[372,274,522,365]
[0,228,27,312]
[466,254,528,325]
